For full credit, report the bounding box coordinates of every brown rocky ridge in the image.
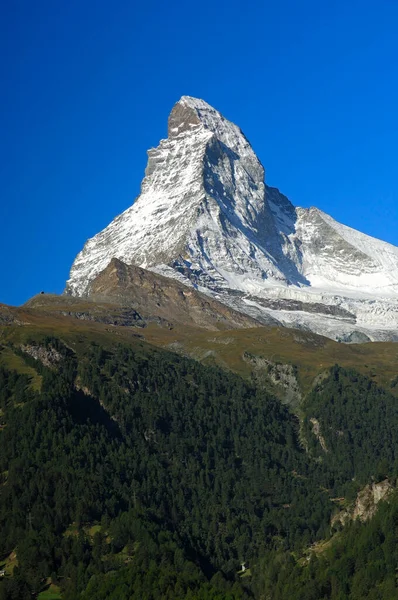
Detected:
[86,258,261,331]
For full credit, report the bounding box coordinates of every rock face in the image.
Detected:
[309,417,328,453]
[332,479,393,527]
[66,96,398,341]
[243,352,302,406]
[88,258,262,331]
[20,344,62,368]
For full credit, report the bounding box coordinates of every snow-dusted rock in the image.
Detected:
[66,96,398,341]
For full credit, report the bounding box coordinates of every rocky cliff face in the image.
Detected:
[88,258,262,331]
[66,96,398,341]
[332,479,393,527]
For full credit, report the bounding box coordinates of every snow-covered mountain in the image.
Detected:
[66,96,398,341]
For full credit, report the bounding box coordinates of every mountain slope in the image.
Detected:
[0,334,337,598]
[2,331,398,598]
[66,96,398,340]
[88,257,265,330]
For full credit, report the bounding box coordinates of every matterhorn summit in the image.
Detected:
[66,96,398,341]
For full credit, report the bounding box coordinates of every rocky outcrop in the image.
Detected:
[88,258,261,331]
[243,352,301,405]
[20,344,63,368]
[309,417,328,453]
[332,479,394,527]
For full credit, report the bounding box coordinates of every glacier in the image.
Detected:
[66,96,398,341]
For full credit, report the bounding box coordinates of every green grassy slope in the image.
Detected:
[2,299,398,401]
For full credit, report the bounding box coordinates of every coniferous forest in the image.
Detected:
[1,336,398,599]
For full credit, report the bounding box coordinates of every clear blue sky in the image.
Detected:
[2,0,398,305]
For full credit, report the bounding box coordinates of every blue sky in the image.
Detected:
[2,0,398,305]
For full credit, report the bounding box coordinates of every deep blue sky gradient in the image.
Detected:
[2,0,398,305]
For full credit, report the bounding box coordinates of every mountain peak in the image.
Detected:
[179,95,213,109]
[66,97,398,342]
[168,96,204,138]
[167,96,228,138]
[168,96,249,153]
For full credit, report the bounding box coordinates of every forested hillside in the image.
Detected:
[0,335,398,599]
